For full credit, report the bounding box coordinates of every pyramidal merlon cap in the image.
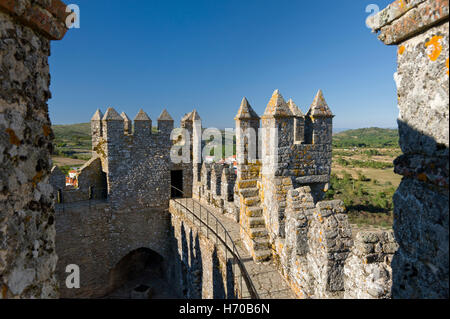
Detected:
[134,109,151,121]
[288,99,304,117]
[158,109,174,121]
[120,112,131,121]
[91,109,103,121]
[307,90,333,118]
[102,107,123,121]
[235,97,259,120]
[264,89,293,117]
[191,109,201,121]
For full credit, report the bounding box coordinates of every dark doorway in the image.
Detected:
[106,248,180,299]
[107,248,164,293]
[171,170,183,198]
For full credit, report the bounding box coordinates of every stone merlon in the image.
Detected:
[103,107,123,121]
[134,109,152,122]
[307,90,334,118]
[367,0,449,45]
[235,97,260,120]
[158,109,174,121]
[91,109,103,121]
[0,0,71,40]
[182,109,201,122]
[121,112,131,122]
[263,89,293,118]
[287,99,304,117]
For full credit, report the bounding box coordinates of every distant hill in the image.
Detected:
[51,124,400,158]
[52,123,91,159]
[333,128,399,148]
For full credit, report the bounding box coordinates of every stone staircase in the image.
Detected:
[238,178,272,263]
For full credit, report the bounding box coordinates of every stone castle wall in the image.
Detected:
[368,0,449,298]
[344,230,398,299]
[0,0,69,299]
[54,202,172,298]
[50,109,198,297]
[275,187,396,299]
[168,200,236,299]
[195,162,239,221]
[93,109,173,211]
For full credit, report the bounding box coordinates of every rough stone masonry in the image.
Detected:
[1,0,448,300]
[0,0,69,298]
[368,0,449,298]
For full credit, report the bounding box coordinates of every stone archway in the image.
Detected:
[106,248,178,299]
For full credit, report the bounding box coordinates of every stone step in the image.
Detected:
[246,207,263,217]
[238,179,258,189]
[251,238,271,250]
[239,187,259,198]
[249,227,268,239]
[248,216,265,227]
[253,249,272,263]
[244,196,260,207]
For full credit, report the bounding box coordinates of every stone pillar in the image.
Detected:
[157,109,174,137]
[102,107,124,203]
[260,90,295,239]
[0,0,69,298]
[235,97,260,168]
[91,109,103,151]
[368,0,449,298]
[182,110,202,198]
[287,99,305,144]
[305,90,334,146]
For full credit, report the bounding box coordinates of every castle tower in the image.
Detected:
[157,109,174,136]
[261,90,294,171]
[305,90,334,145]
[121,112,132,134]
[288,99,305,144]
[134,109,152,138]
[91,109,103,152]
[235,97,260,165]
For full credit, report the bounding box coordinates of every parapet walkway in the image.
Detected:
[174,198,296,299]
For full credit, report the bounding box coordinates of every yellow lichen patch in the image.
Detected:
[398,45,405,55]
[5,128,21,146]
[32,171,44,187]
[446,58,449,76]
[42,125,52,137]
[394,0,405,9]
[425,35,443,61]
[1,284,8,298]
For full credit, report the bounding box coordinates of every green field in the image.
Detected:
[328,128,401,230]
[333,127,399,148]
[52,123,91,160]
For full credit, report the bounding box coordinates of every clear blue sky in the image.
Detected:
[49,0,398,129]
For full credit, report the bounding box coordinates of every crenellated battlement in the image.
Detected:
[88,107,178,209]
[91,108,174,148]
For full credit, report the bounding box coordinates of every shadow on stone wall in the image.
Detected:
[165,212,237,299]
[391,120,448,299]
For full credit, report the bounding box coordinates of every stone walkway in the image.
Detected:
[173,198,296,299]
